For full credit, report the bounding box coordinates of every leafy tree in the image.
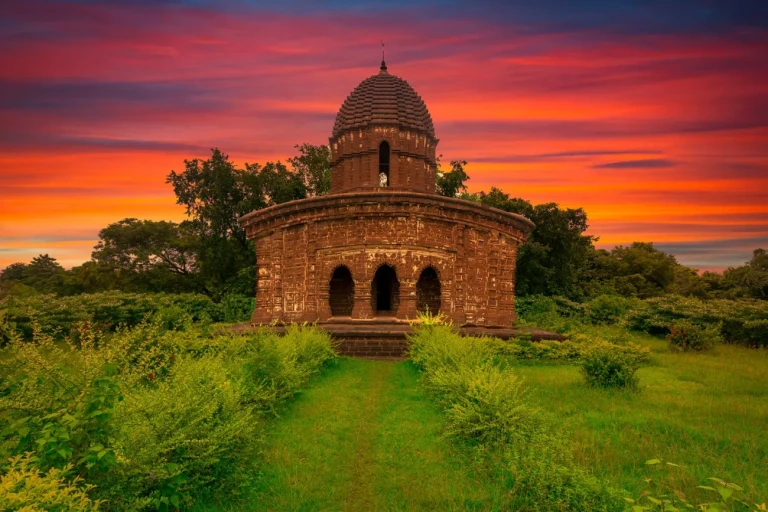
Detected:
[166,148,312,297]
[91,218,203,293]
[723,248,768,299]
[609,242,678,298]
[287,143,332,197]
[436,159,470,197]
[22,255,66,294]
[474,188,596,298]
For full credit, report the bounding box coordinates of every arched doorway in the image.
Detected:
[378,141,390,187]
[329,266,354,316]
[371,264,399,314]
[416,266,441,314]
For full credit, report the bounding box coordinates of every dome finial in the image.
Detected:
[380,39,387,72]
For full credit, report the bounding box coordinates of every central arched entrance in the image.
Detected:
[416,266,441,314]
[371,264,399,315]
[329,266,354,316]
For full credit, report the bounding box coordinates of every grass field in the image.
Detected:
[510,330,768,501]
[195,331,766,510]
[200,358,508,511]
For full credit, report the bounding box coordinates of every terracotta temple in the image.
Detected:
[239,60,539,355]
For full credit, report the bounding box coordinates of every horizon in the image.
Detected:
[1,0,767,273]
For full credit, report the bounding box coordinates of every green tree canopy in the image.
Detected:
[473,187,596,298]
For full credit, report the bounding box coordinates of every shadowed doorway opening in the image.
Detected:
[416,266,441,314]
[371,264,399,314]
[329,266,354,316]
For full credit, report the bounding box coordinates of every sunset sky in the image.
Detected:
[1,0,767,272]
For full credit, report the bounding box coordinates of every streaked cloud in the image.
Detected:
[0,0,766,271]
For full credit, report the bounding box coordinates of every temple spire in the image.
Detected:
[380,40,387,72]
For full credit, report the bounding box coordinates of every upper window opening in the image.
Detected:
[379,141,390,187]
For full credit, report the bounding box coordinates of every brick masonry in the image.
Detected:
[240,190,533,328]
[238,63,536,355]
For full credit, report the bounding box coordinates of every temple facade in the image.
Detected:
[239,61,534,328]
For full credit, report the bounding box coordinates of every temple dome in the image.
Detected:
[332,63,435,139]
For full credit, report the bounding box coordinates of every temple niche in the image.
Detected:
[239,59,535,354]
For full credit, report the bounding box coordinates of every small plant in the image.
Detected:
[0,454,102,511]
[581,344,640,389]
[666,320,721,352]
[624,458,767,511]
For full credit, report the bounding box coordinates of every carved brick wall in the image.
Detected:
[241,191,532,328]
[330,126,438,194]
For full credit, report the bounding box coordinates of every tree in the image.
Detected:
[288,143,332,197]
[91,218,203,293]
[165,148,313,297]
[436,159,470,197]
[723,248,768,299]
[475,187,596,298]
[22,254,67,294]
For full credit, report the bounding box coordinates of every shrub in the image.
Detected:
[586,294,634,325]
[666,320,721,352]
[0,328,121,478]
[0,322,335,511]
[409,324,624,511]
[627,458,767,511]
[0,455,102,512]
[0,291,254,341]
[581,344,640,389]
[105,353,258,510]
[492,332,651,366]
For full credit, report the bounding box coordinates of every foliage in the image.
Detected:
[666,320,721,352]
[286,143,332,197]
[722,248,768,300]
[409,322,624,510]
[0,322,335,511]
[0,454,102,512]
[624,458,766,511]
[435,159,470,197]
[91,218,203,294]
[517,293,768,349]
[494,332,651,366]
[0,291,253,341]
[587,294,637,324]
[624,295,768,347]
[581,344,641,389]
[475,187,596,299]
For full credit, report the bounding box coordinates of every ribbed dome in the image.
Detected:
[332,66,435,139]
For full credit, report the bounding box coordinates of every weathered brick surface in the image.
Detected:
[240,191,533,327]
[238,64,534,336]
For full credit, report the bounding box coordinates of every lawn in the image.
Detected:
[200,358,508,511]
[509,330,768,501]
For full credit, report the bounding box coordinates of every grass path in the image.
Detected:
[236,358,502,511]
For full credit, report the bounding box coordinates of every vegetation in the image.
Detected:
[2,144,766,510]
[0,319,335,511]
[2,147,764,305]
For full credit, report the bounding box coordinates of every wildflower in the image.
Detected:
[148,373,155,381]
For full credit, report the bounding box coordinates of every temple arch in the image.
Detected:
[329,266,354,316]
[416,266,441,314]
[371,264,399,314]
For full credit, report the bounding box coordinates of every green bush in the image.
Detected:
[0,455,102,512]
[0,322,335,511]
[624,295,768,347]
[586,294,635,325]
[0,291,255,341]
[409,323,624,511]
[581,344,640,389]
[106,353,258,510]
[666,320,721,352]
[494,332,651,365]
[627,458,767,511]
